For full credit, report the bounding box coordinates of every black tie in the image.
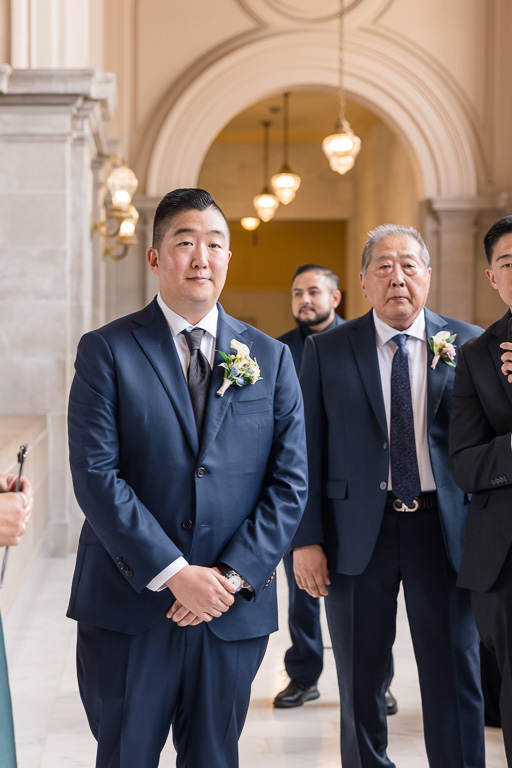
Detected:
[183,328,211,438]
[390,334,421,507]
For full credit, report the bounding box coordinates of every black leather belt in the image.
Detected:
[385,491,437,513]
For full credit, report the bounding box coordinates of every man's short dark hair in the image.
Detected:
[152,188,231,250]
[292,264,339,291]
[483,216,512,265]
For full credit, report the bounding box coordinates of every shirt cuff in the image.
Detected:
[146,557,188,592]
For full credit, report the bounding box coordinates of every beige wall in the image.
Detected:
[347,119,419,319]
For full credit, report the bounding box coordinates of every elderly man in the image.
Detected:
[450,214,512,765]
[67,188,308,768]
[292,224,485,768]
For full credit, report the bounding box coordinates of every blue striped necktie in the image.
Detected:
[390,334,421,507]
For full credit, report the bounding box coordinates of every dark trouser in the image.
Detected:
[77,619,268,768]
[283,552,323,686]
[472,543,512,766]
[325,508,484,768]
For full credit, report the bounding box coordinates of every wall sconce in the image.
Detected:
[92,161,140,260]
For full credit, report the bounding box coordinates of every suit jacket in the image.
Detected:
[278,314,345,375]
[67,298,308,640]
[450,310,512,591]
[292,308,482,575]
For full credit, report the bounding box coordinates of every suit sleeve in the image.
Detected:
[218,343,308,597]
[68,331,184,593]
[449,344,512,494]
[290,335,326,549]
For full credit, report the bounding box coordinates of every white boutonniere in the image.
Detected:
[216,339,263,397]
[428,331,457,370]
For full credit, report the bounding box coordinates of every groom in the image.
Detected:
[67,188,307,768]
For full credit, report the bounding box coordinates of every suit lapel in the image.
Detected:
[131,300,200,456]
[199,306,252,461]
[349,312,387,437]
[424,308,450,430]
[489,311,512,409]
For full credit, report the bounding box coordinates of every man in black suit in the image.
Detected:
[273,264,343,709]
[450,214,512,765]
[293,225,485,768]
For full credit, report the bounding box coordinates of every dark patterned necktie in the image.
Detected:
[390,334,421,506]
[183,328,211,438]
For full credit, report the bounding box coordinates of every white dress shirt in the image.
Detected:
[373,309,437,493]
[146,294,218,592]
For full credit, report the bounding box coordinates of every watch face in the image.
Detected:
[226,571,243,591]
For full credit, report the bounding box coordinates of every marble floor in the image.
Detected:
[2,554,507,768]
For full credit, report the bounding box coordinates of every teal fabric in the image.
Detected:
[0,613,17,768]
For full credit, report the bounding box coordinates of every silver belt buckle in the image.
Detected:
[392,498,419,512]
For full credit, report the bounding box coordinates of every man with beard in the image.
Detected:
[273,264,343,708]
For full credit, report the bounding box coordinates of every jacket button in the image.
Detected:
[182,519,193,530]
[380,481,387,490]
[116,558,124,569]
[197,467,206,478]
[125,570,134,578]
[383,443,388,450]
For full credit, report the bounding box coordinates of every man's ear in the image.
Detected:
[147,247,159,274]
[485,268,498,290]
[331,289,342,309]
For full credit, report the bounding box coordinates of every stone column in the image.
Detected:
[422,195,512,326]
[0,67,116,554]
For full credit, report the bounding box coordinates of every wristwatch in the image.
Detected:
[216,563,252,593]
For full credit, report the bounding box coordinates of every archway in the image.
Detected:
[144,29,481,199]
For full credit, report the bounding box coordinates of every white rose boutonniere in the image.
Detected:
[216,339,263,397]
[428,330,457,370]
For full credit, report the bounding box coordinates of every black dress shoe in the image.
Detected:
[386,688,398,716]
[273,678,320,708]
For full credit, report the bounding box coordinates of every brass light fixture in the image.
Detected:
[92,161,140,260]
[322,0,361,175]
[271,92,301,204]
[253,121,279,223]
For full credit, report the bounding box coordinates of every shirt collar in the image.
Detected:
[372,308,426,349]
[157,293,219,339]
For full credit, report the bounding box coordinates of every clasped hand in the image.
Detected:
[165,565,236,627]
[293,544,330,598]
[500,342,512,382]
[0,473,33,547]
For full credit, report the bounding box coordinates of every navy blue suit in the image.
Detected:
[293,308,485,768]
[67,299,308,767]
[278,315,343,687]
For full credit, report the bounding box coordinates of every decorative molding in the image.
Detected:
[3,68,117,121]
[143,28,479,199]
[237,0,391,26]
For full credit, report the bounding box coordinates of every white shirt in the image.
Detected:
[146,294,218,592]
[373,309,437,493]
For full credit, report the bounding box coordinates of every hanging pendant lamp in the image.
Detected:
[271,92,301,204]
[253,121,279,222]
[322,0,361,175]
